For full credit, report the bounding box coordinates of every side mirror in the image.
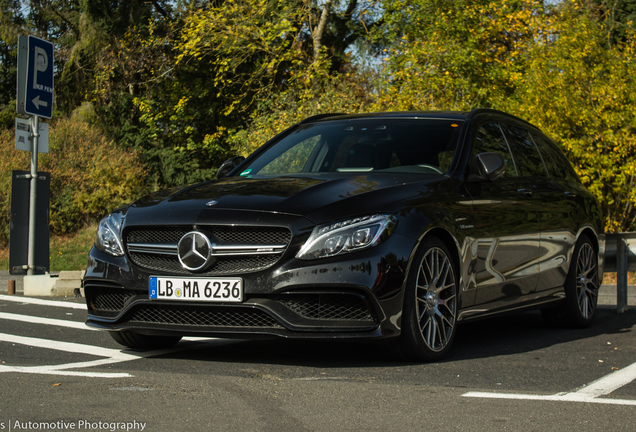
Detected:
[216,156,246,179]
[468,152,505,182]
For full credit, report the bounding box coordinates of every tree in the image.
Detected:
[227,67,374,156]
[500,2,636,232]
[117,0,382,187]
[375,0,636,231]
[592,0,636,44]
[374,0,547,111]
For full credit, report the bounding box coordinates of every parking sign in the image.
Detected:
[24,36,54,119]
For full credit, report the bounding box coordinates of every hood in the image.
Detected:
[124,173,444,226]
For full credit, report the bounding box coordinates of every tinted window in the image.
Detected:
[502,124,547,178]
[531,134,580,183]
[472,122,517,177]
[530,134,561,178]
[260,135,321,174]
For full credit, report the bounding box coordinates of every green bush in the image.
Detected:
[0,108,149,246]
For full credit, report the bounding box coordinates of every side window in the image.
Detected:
[502,124,548,178]
[259,135,321,174]
[531,133,580,183]
[472,122,517,178]
[530,134,562,178]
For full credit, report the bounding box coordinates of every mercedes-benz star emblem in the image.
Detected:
[177,231,214,271]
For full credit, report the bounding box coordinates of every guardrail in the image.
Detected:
[604,233,636,313]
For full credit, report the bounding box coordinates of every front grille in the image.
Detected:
[125,225,291,275]
[279,293,376,322]
[127,305,282,328]
[127,227,189,244]
[208,226,291,245]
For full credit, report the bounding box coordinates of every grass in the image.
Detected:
[0,224,96,272]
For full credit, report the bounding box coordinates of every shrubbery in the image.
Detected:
[0,106,149,246]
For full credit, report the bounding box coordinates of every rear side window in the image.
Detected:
[531,134,562,178]
[531,133,581,183]
[472,122,517,178]
[502,124,548,178]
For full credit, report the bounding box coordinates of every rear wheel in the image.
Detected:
[109,331,182,350]
[542,234,599,328]
[394,236,458,361]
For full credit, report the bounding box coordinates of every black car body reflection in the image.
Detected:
[85,109,605,361]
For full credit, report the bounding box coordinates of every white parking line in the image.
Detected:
[0,294,86,309]
[0,332,137,359]
[0,296,239,378]
[463,361,636,405]
[0,331,226,378]
[0,312,96,330]
[0,363,133,378]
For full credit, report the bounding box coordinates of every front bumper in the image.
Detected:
[84,231,417,340]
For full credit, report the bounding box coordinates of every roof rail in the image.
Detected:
[466,108,535,128]
[299,113,345,124]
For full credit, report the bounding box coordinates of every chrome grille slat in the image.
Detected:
[127,243,178,255]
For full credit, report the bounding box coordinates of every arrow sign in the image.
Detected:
[24,36,54,119]
[31,95,48,110]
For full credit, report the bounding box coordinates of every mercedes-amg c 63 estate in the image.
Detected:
[85,109,605,361]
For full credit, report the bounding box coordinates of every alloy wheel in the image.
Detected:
[576,243,598,319]
[415,247,457,352]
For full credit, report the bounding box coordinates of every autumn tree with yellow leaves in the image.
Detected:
[3,0,636,237]
[374,0,636,231]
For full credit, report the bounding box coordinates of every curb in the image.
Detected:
[598,284,636,306]
[0,270,84,297]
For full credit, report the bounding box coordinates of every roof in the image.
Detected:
[300,111,469,124]
[299,109,538,130]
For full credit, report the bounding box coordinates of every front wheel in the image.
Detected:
[394,236,458,362]
[109,331,182,350]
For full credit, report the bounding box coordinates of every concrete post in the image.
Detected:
[616,237,628,313]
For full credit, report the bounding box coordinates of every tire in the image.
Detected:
[542,234,599,328]
[109,331,182,350]
[394,236,458,361]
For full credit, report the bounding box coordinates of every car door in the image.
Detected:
[464,121,541,306]
[527,132,580,293]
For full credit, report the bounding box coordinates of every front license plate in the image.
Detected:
[149,276,243,302]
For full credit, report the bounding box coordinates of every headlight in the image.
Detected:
[296,215,397,260]
[95,212,125,257]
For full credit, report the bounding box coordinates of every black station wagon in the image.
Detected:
[85,109,605,361]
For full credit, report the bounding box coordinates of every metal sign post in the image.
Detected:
[27,115,39,275]
[13,35,54,276]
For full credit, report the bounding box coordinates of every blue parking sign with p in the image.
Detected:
[25,36,54,119]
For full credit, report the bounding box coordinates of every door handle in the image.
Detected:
[517,188,533,198]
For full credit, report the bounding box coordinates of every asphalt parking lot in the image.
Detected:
[0,288,635,431]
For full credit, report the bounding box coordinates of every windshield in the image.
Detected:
[240,118,463,176]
